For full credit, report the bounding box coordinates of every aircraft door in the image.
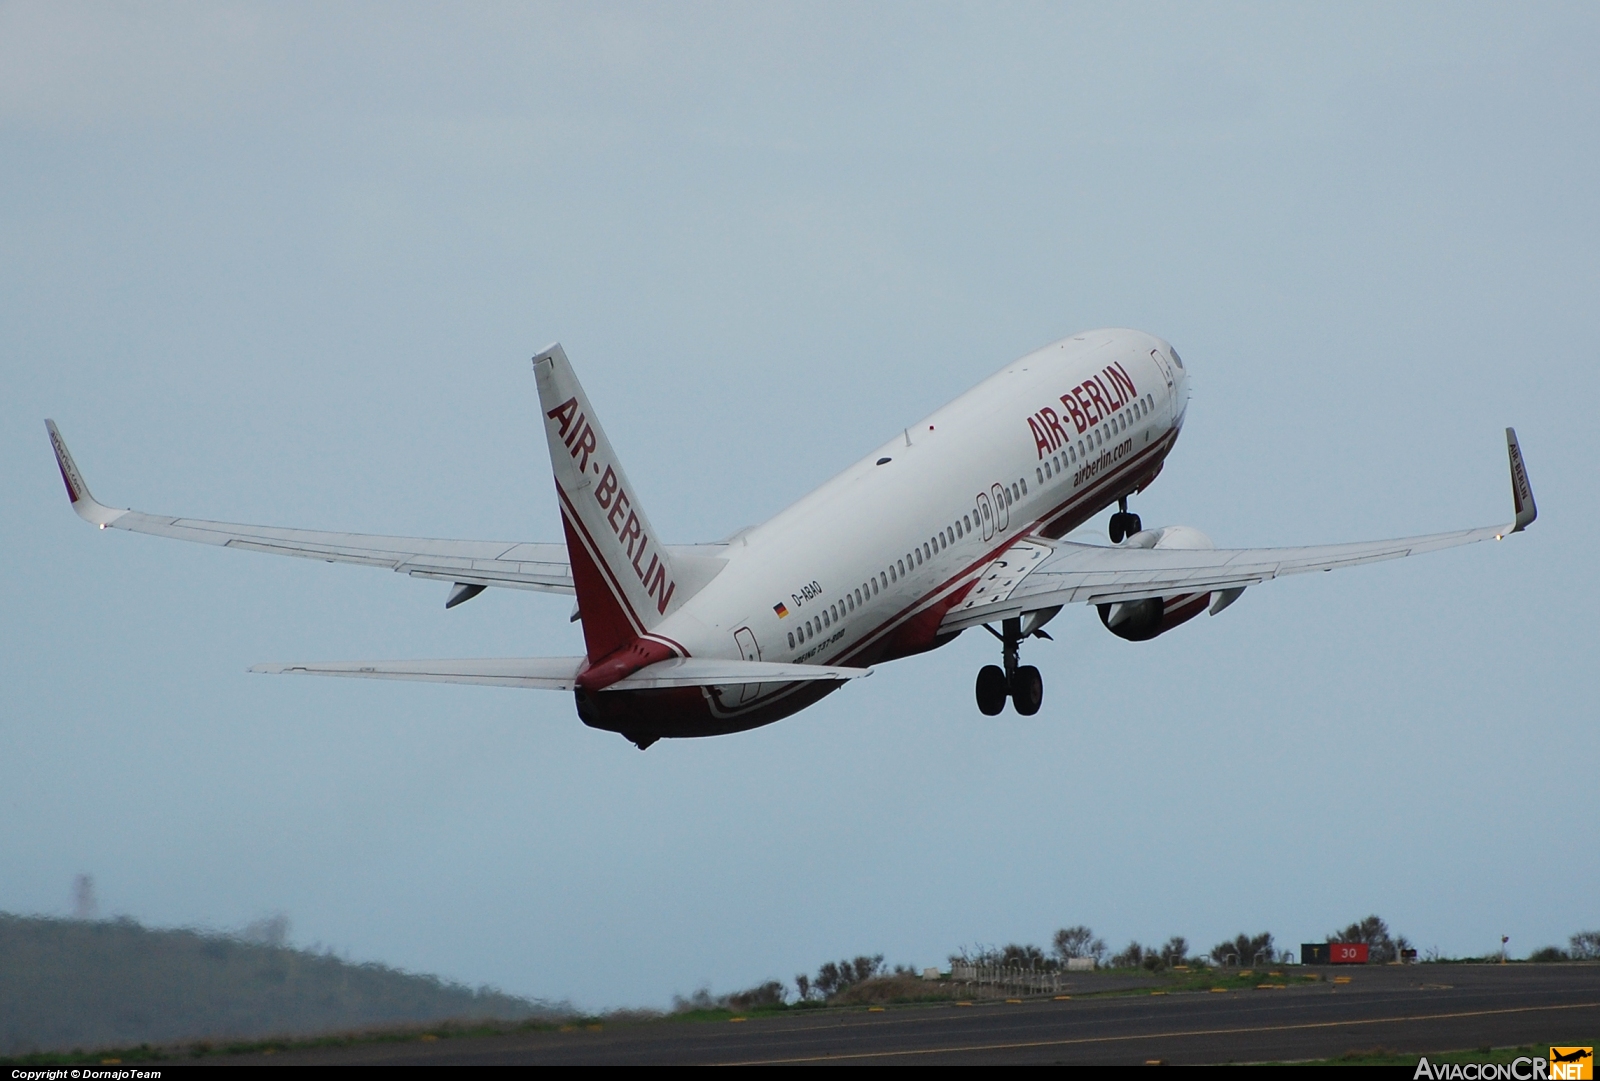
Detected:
[990,483,1010,533]
[977,491,996,541]
[1150,348,1175,395]
[732,626,761,704]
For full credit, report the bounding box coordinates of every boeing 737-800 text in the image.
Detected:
[47,328,1537,748]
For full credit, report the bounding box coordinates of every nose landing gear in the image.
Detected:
[1109,495,1143,544]
[975,616,1044,716]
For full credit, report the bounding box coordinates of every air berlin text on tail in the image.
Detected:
[547,395,675,615]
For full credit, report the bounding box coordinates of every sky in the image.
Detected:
[2,2,1596,1010]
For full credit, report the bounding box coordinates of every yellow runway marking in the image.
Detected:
[709,1000,1600,1065]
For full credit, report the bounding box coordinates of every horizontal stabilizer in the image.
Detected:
[250,657,586,689]
[250,656,870,691]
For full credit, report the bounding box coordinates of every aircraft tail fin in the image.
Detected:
[533,344,686,661]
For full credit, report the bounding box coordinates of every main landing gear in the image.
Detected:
[975,616,1044,717]
[1108,495,1142,544]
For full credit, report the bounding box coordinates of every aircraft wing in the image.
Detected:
[250,656,871,690]
[46,420,574,596]
[942,428,1537,632]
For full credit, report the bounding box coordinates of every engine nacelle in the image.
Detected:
[1098,525,1237,641]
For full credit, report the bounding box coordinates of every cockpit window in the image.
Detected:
[1170,348,1184,370]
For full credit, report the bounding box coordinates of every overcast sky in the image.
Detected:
[3,2,1596,1009]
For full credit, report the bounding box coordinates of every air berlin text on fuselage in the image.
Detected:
[546,396,676,615]
[1026,362,1139,459]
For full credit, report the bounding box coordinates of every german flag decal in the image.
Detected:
[773,602,789,618]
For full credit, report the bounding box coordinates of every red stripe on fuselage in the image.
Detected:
[818,427,1180,672]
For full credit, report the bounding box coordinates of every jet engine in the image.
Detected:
[1097,525,1243,641]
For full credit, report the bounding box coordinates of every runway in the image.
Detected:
[238,964,1599,1066]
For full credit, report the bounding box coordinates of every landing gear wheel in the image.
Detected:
[1109,511,1143,543]
[976,665,1008,715]
[1010,665,1043,716]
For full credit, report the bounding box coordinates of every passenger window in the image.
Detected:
[1020,479,1027,495]
[1036,467,1043,483]
[896,560,903,577]
[846,594,854,612]
[787,632,794,648]
[963,514,972,532]
[878,572,886,589]
[914,548,922,565]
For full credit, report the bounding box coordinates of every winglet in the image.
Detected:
[44,420,124,527]
[1506,427,1536,533]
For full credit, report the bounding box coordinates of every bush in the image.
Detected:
[1211,933,1274,967]
[812,955,884,999]
[1110,941,1146,969]
[1571,932,1600,961]
[1529,946,1570,963]
[1052,926,1107,967]
[1329,915,1406,964]
[725,981,787,1010]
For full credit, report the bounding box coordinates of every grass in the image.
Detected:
[1272,1042,1598,1066]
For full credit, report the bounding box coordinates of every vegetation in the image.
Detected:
[1275,1044,1600,1067]
[1110,937,1191,971]
[1209,932,1277,967]
[1528,931,1600,962]
[1329,914,1412,964]
[9,905,1597,1061]
[0,913,554,1056]
[1052,925,1107,966]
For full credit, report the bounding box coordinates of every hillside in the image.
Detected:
[0,914,553,1055]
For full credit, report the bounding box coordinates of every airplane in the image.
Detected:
[46,328,1538,749]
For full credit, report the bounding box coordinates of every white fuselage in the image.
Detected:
[635,328,1188,718]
